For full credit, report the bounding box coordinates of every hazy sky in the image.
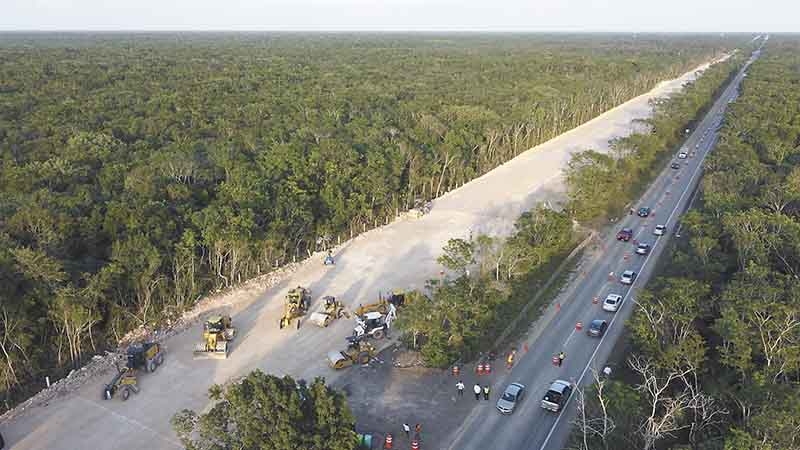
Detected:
[1,0,796,32]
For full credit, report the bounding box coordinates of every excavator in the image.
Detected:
[309,296,349,327]
[280,286,311,329]
[193,315,237,359]
[103,342,164,401]
[354,289,407,316]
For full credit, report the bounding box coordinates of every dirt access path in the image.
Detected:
[0,57,724,450]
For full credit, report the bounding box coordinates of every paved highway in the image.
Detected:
[447,46,762,450]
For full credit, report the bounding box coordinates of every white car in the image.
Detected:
[653,224,666,236]
[678,151,688,159]
[603,294,622,312]
[620,270,636,285]
[636,243,651,255]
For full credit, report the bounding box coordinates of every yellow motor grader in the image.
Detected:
[280,286,311,329]
[193,315,237,359]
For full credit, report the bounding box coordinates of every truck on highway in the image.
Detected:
[541,379,572,413]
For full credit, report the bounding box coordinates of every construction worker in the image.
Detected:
[558,351,566,367]
[483,385,490,400]
[473,383,481,400]
[456,380,465,397]
[506,351,515,369]
[402,423,410,438]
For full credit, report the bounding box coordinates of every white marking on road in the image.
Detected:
[562,328,577,347]
[537,74,738,450]
[76,397,183,448]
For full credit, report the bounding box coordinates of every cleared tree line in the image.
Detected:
[0,33,743,409]
[395,51,746,369]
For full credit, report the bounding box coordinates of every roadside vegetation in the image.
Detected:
[564,54,743,223]
[396,207,577,366]
[171,370,359,450]
[396,46,744,369]
[568,37,800,450]
[0,32,741,409]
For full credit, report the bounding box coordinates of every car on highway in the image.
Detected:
[616,227,633,241]
[620,270,636,285]
[496,382,525,415]
[541,380,572,413]
[670,161,681,169]
[587,319,608,337]
[653,224,666,236]
[635,243,651,255]
[678,151,688,159]
[602,294,622,312]
[637,207,651,217]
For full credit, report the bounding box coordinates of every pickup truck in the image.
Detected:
[541,380,572,413]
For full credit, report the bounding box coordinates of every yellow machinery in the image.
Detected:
[309,296,349,327]
[327,337,376,369]
[354,289,407,316]
[103,342,164,401]
[280,286,311,329]
[193,316,236,359]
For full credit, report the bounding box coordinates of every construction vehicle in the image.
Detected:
[193,315,236,359]
[280,286,311,329]
[352,303,396,341]
[327,336,376,369]
[309,296,349,327]
[354,289,407,316]
[103,342,164,401]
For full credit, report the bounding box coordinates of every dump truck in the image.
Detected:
[194,316,236,359]
[327,337,376,369]
[309,296,349,327]
[103,342,164,401]
[280,286,311,329]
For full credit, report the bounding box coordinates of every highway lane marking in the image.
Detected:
[537,72,738,450]
[76,397,183,448]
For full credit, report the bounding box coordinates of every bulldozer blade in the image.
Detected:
[192,350,228,360]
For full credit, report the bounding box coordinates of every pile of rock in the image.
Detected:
[1,352,119,422]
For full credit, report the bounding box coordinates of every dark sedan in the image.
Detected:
[637,207,651,217]
[587,319,608,337]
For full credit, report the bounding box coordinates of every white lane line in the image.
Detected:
[562,328,577,347]
[537,85,724,450]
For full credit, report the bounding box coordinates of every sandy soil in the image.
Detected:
[0,56,724,450]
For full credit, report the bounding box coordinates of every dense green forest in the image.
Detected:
[568,37,800,450]
[0,32,741,408]
[396,42,744,369]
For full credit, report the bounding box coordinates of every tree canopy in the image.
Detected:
[568,37,800,450]
[171,370,358,450]
[0,32,744,409]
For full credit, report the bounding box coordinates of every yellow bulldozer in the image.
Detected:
[193,315,236,359]
[280,286,311,329]
[309,296,349,327]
